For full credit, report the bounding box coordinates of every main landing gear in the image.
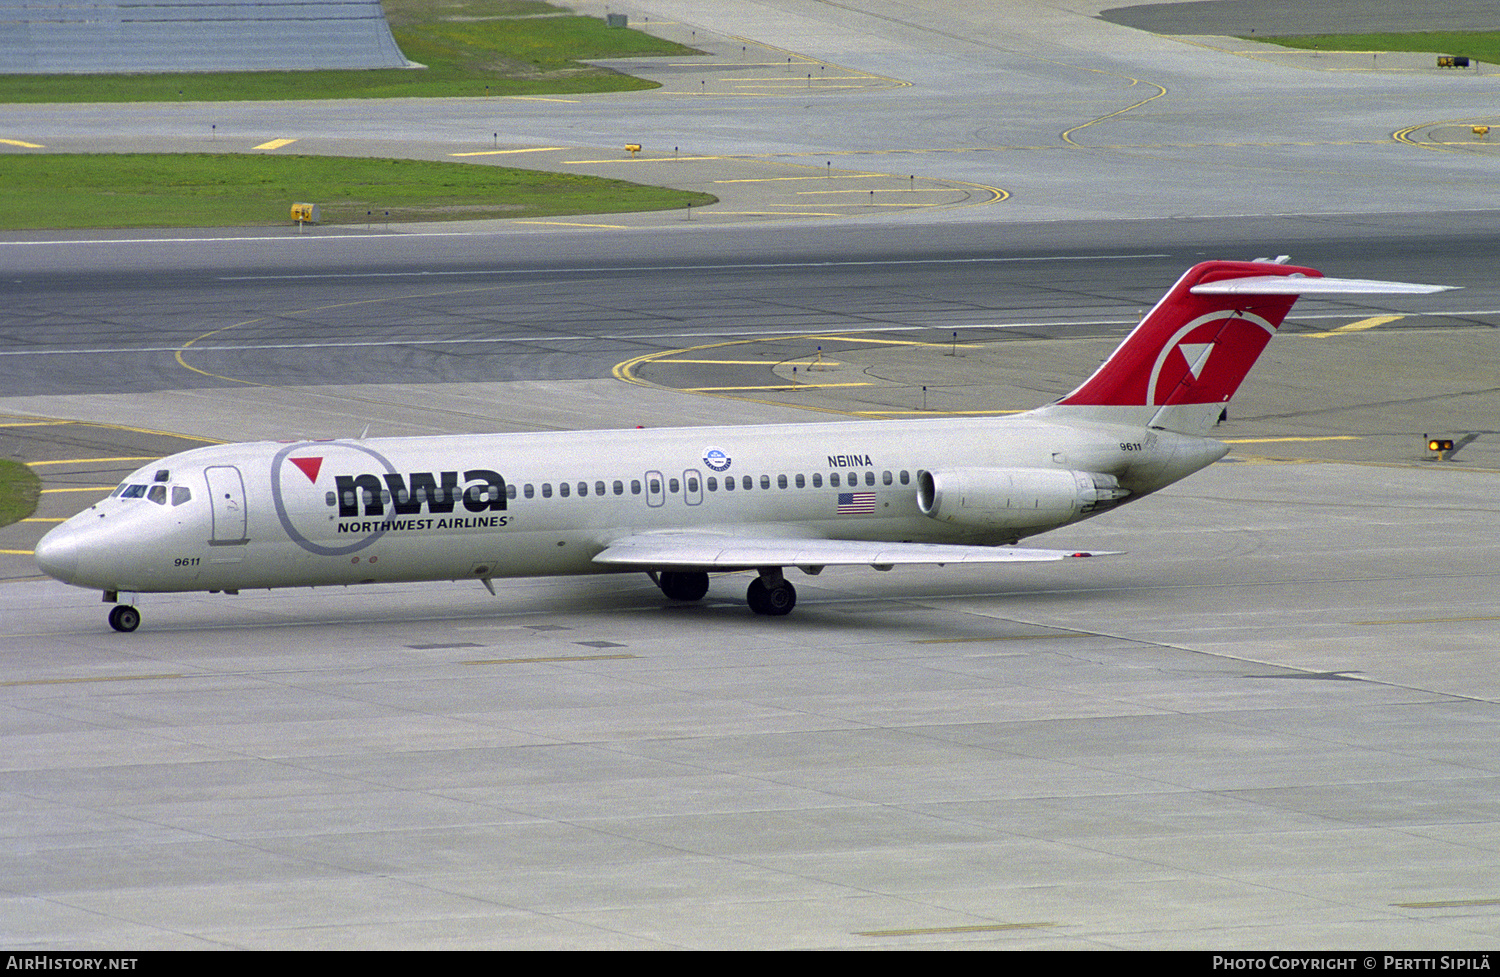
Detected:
[746,568,796,617]
[650,568,797,616]
[656,570,710,602]
[108,604,140,633]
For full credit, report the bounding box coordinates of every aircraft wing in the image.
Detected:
[592,530,1116,570]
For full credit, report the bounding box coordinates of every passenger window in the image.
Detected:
[812,474,823,488]
[173,486,193,507]
[830,473,840,488]
[882,471,893,486]
[707,476,718,491]
[324,491,336,507]
[687,476,699,493]
[632,480,642,495]
[759,475,770,489]
[795,474,805,488]
[595,481,606,496]
[506,485,517,500]
[724,477,734,491]
[648,479,660,494]
[560,483,570,498]
[613,480,624,496]
[542,483,553,498]
[669,478,680,493]
[900,470,910,485]
[865,472,875,487]
[742,476,752,490]
[577,482,587,497]
[524,484,535,499]
[777,474,787,489]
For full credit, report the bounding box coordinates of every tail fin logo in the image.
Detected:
[1147,311,1276,406]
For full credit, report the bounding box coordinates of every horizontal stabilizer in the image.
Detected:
[594,531,1116,569]
[1191,276,1453,296]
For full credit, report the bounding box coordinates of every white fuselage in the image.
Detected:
[34,410,1225,596]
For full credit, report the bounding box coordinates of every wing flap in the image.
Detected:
[593,531,1115,569]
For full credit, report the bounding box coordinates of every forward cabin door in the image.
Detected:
[204,465,248,545]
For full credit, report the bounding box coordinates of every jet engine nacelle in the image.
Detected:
[917,467,1129,529]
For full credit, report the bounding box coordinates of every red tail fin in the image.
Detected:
[1062,261,1317,407]
[1032,260,1450,435]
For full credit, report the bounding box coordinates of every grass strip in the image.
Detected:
[0,153,716,229]
[1252,32,1500,64]
[0,460,41,527]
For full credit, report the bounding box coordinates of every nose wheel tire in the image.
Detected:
[108,605,141,633]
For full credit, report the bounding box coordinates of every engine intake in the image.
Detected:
[917,467,1129,529]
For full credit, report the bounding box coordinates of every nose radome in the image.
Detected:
[33,524,80,583]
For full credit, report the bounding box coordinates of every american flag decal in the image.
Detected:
[836,491,876,514]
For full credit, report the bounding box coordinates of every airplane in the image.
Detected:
[32,259,1450,632]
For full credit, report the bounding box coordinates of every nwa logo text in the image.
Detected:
[334,470,507,518]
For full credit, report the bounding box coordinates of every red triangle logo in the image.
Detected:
[290,456,323,483]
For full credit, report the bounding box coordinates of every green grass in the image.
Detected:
[0,154,717,229]
[0,460,40,527]
[0,0,701,103]
[1252,32,1500,63]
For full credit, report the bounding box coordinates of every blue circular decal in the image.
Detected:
[702,446,731,472]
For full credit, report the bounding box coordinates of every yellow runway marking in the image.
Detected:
[21,518,65,523]
[654,359,841,365]
[700,210,843,217]
[0,549,36,555]
[27,456,160,466]
[1,673,186,687]
[1396,898,1500,909]
[253,138,298,151]
[797,189,959,195]
[804,335,980,347]
[1310,314,1403,337]
[1,138,44,148]
[684,383,872,391]
[713,175,885,183]
[40,487,115,493]
[449,147,566,157]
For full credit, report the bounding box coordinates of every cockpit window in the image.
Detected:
[147,485,167,505]
[172,486,192,507]
[120,484,147,499]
